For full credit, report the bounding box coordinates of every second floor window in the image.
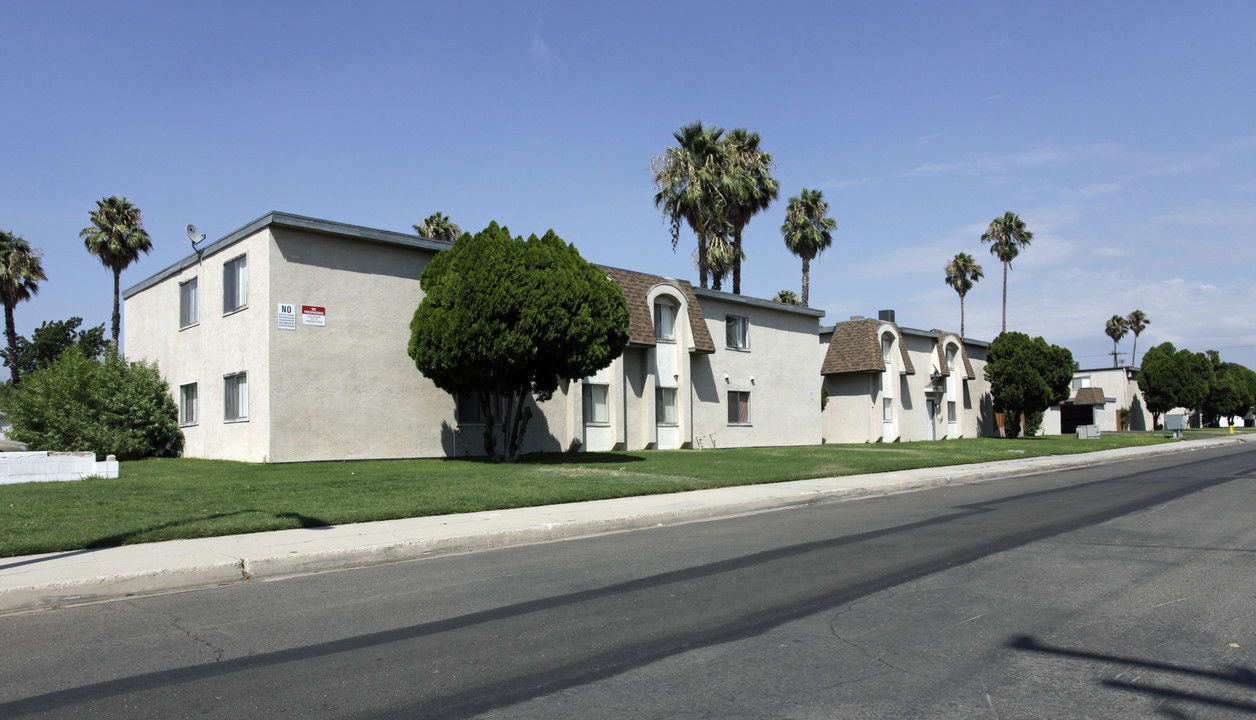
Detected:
[179,277,198,327]
[726,315,749,350]
[654,298,677,341]
[223,255,248,313]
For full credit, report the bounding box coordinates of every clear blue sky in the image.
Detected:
[3,1,1254,374]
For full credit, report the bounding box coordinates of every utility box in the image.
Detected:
[1076,424,1101,439]
[1165,414,1186,439]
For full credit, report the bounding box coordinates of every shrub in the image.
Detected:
[1,348,183,460]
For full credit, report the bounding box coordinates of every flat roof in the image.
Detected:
[123,211,454,299]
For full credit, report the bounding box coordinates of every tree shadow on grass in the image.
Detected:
[437,452,646,466]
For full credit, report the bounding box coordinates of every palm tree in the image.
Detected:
[699,232,743,292]
[1105,314,1129,368]
[1126,309,1150,366]
[413,212,461,241]
[652,121,733,289]
[722,128,779,295]
[0,231,46,387]
[980,211,1033,333]
[81,196,152,346]
[772,289,801,305]
[780,188,837,307]
[944,252,984,338]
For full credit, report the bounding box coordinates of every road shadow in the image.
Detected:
[1007,634,1256,716]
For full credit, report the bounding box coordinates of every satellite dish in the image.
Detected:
[186,224,206,258]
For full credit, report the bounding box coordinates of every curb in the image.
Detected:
[0,436,1245,614]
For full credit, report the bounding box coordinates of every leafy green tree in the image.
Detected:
[1,317,107,380]
[722,128,779,295]
[413,211,462,241]
[0,230,46,387]
[408,222,630,462]
[80,196,153,345]
[781,187,837,307]
[944,252,983,338]
[1105,314,1129,367]
[980,211,1033,333]
[983,331,1073,438]
[1201,351,1256,426]
[1126,309,1150,366]
[0,348,183,460]
[652,121,734,289]
[772,289,801,305]
[1137,342,1214,429]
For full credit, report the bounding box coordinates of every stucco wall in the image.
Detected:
[690,293,822,449]
[124,229,272,462]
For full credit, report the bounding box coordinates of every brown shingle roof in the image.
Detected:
[599,266,716,354]
[934,332,977,379]
[1073,387,1107,405]
[821,318,914,376]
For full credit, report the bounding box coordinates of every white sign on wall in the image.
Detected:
[302,305,326,326]
[277,303,296,331]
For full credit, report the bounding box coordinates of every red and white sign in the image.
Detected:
[302,305,326,326]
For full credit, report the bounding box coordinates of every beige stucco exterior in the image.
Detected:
[1042,366,1151,435]
[819,319,995,443]
[124,213,827,462]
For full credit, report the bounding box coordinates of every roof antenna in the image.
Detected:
[186,224,206,260]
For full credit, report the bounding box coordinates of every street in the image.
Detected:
[2,444,1254,718]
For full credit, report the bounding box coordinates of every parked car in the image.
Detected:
[0,439,29,452]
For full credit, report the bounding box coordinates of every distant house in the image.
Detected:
[1042,366,1150,434]
[819,311,996,442]
[123,212,825,462]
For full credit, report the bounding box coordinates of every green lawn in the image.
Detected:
[0,434,1182,558]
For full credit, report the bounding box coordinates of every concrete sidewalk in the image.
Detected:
[0,437,1244,615]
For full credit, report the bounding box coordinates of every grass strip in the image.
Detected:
[0,433,1199,557]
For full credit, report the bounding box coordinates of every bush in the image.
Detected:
[1,348,183,460]
[1024,410,1044,437]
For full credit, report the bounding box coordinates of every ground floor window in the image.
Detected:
[947,401,957,423]
[457,392,487,425]
[583,383,609,424]
[656,387,678,425]
[883,397,893,422]
[727,391,751,425]
[179,383,198,425]
[224,373,248,422]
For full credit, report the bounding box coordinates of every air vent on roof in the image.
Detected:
[878,309,895,323]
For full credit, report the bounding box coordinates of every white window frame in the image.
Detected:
[653,298,677,342]
[224,372,248,422]
[726,314,750,350]
[883,397,894,422]
[656,387,678,425]
[583,383,609,425]
[947,400,957,423]
[179,382,198,426]
[179,277,198,328]
[946,344,958,371]
[1073,376,1092,390]
[727,390,751,425]
[223,254,248,314]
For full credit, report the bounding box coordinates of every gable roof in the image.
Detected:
[599,265,717,354]
[1073,387,1107,405]
[935,332,977,380]
[820,318,915,376]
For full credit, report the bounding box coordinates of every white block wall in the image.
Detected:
[0,452,119,485]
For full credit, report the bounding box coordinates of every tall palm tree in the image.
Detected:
[413,211,461,241]
[652,121,733,289]
[0,231,46,387]
[1105,314,1129,368]
[722,128,779,295]
[980,211,1033,333]
[1126,309,1150,366]
[699,232,742,292]
[944,252,984,338]
[780,188,837,307]
[81,195,152,346]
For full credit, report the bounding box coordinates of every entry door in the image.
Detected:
[926,400,937,441]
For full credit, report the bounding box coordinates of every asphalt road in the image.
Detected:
[2,444,1254,719]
